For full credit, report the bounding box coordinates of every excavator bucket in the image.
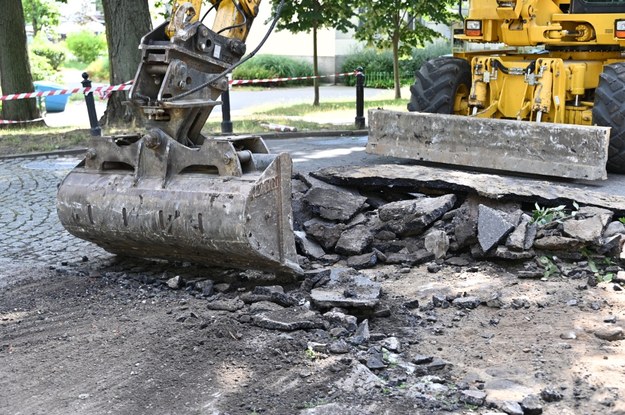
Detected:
[367,110,611,181]
[57,134,302,275]
[56,3,304,276]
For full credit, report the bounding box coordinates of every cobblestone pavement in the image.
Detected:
[0,156,111,269]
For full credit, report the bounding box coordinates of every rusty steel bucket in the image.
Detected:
[57,134,302,275]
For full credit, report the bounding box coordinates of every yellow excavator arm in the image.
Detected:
[166,0,260,41]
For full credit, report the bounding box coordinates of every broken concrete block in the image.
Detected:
[577,206,613,226]
[253,308,324,331]
[506,214,535,251]
[304,218,345,251]
[492,246,535,260]
[303,186,368,222]
[424,229,450,259]
[533,236,585,251]
[347,252,378,270]
[378,194,456,236]
[292,192,315,231]
[478,205,515,252]
[294,231,326,259]
[310,269,381,309]
[384,249,435,266]
[452,199,479,249]
[603,221,625,238]
[563,215,606,243]
[335,225,373,256]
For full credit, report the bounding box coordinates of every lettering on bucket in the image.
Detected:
[251,177,279,199]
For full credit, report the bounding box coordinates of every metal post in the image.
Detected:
[355,67,366,129]
[81,72,101,136]
[221,76,233,134]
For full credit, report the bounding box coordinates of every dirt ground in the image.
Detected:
[1,253,624,415]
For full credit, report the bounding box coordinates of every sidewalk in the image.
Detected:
[43,85,407,129]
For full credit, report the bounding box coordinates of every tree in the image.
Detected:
[22,0,67,37]
[100,0,151,127]
[270,0,354,106]
[355,0,457,99]
[0,1,43,127]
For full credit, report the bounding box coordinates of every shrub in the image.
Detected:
[86,57,110,82]
[340,41,452,88]
[66,31,107,64]
[31,34,67,70]
[29,53,55,81]
[233,55,314,86]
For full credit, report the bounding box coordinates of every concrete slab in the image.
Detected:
[311,164,625,213]
[366,110,610,180]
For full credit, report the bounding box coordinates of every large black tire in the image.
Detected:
[407,57,471,114]
[594,62,625,174]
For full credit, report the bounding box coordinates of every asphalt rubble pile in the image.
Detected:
[155,171,625,414]
[291,171,625,280]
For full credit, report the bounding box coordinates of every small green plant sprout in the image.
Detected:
[537,256,560,280]
[584,253,615,283]
[304,346,317,360]
[531,202,579,225]
[619,217,625,225]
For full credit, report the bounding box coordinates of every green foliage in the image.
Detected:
[271,0,354,36]
[23,0,67,36]
[531,202,579,225]
[66,31,107,64]
[537,256,560,280]
[352,0,458,95]
[86,57,110,82]
[619,217,625,225]
[29,53,55,81]
[341,42,451,88]
[232,55,314,86]
[31,34,66,70]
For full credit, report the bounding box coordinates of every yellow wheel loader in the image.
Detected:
[367,0,625,180]
[57,0,302,275]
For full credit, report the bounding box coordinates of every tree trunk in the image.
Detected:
[392,33,401,100]
[312,24,320,106]
[100,0,151,127]
[0,0,43,127]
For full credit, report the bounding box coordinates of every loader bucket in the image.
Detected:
[367,110,611,181]
[57,134,302,275]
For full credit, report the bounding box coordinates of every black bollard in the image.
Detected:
[355,67,365,129]
[81,73,101,136]
[221,81,233,134]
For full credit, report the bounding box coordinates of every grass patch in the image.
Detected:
[0,98,409,155]
[0,127,90,156]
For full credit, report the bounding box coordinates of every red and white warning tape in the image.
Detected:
[0,71,357,124]
[0,83,133,102]
[0,118,44,125]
